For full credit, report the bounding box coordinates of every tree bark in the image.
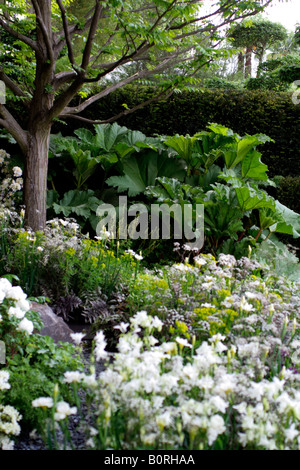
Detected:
[24,124,51,232]
[237,52,244,76]
[245,46,252,78]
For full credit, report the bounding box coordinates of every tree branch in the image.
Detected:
[0,105,28,153]
[0,17,39,53]
[53,71,79,91]
[0,70,31,103]
[58,53,181,118]
[81,0,103,71]
[31,0,54,64]
[59,87,175,125]
[55,0,76,67]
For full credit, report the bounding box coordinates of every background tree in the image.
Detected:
[0,0,275,231]
[229,16,288,77]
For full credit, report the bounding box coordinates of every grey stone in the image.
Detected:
[30,301,75,344]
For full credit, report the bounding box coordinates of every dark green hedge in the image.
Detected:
[73,87,300,178]
[3,87,300,180]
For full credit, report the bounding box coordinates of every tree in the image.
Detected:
[0,0,275,231]
[229,17,288,77]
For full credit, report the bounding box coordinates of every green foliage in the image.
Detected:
[48,121,300,260]
[5,332,82,431]
[142,123,300,257]
[106,149,186,197]
[229,17,288,49]
[73,87,300,178]
[0,277,83,431]
[204,77,243,90]
[253,234,300,281]
[51,189,102,229]
[246,55,300,91]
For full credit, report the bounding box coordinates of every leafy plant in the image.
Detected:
[106,149,186,197]
[144,124,300,257]
[50,189,103,230]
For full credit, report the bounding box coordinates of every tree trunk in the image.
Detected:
[237,52,244,76]
[245,46,252,78]
[24,124,51,232]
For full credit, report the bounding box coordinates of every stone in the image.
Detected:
[30,301,75,344]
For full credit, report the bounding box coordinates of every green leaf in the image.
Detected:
[52,190,102,219]
[106,150,185,196]
[46,189,59,209]
[242,150,269,181]
[269,201,300,238]
[94,123,129,151]
[70,149,98,188]
[235,185,276,212]
[164,134,197,162]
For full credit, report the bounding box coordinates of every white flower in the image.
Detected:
[70,332,85,345]
[233,402,247,415]
[285,423,299,442]
[14,298,31,312]
[131,311,152,329]
[6,286,27,302]
[63,371,84,383]
[54,401,77,421]
[95,228,111,240]
[10,182,22,192]
[175,337,192,348]
[151,316,163,331]
[59,219,68,226]
[209,396,228,414]
[7,306,26,319]
[17,317,34,335]
[194,256,207,266]
[156,411,173,429]
[245,291,257,299]
[0,278,12,294]
[114,322,129,333]
[94,330,108,361]
[12,166,22,177]
[240,296,254,312]
[207,415,226,446]
[32,397,54,408]
[0,436,15,450]
[82,373,98,388]
[0,371,10,391]
[218,253,236,267]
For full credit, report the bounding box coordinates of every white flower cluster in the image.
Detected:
[81,313,233,449]
[76,307,300,450]
[124,249,143,261]
[0,278,33,335]
[0,371,22,450]
[32,397,77,421]
[0,150,23,209]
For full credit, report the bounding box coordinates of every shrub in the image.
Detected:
[0,277,83,433]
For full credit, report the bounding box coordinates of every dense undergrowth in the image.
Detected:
[0,122,300,450]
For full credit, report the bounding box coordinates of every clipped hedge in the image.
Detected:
[5,87,300,178]
[75,87,300,178]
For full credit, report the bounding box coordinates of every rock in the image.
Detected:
[30,301,75,344]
